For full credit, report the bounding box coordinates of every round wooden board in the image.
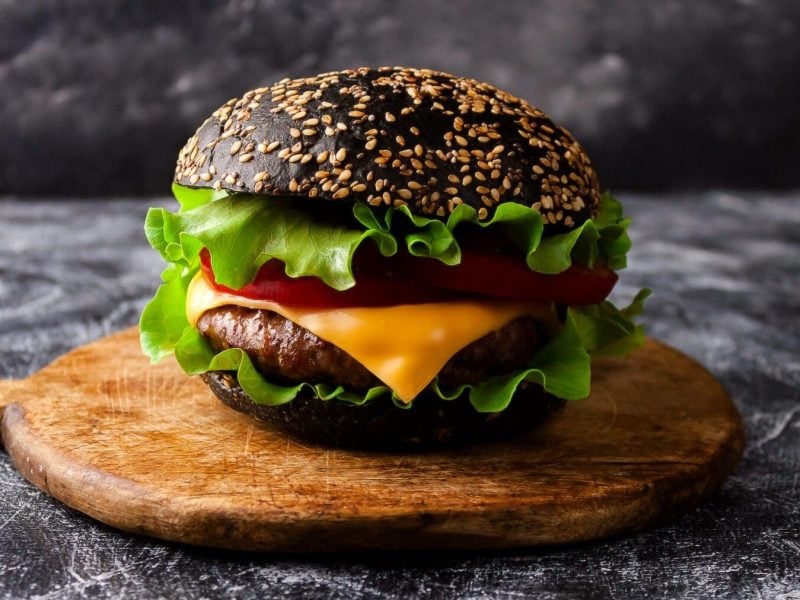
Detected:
[0,327,743,552]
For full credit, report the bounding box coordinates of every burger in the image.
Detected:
[139,67,648,448]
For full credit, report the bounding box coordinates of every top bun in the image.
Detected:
[175,67,600,229]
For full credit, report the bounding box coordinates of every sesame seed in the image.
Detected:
[229,141,242,155]
[332,188,350,199]
[317,150,329,163]
[239,153,254,163]
[335,148,347,161]
[398,189,413,200]
[385,112,396,122]
[365,138,377,150]
[338,169,352,182]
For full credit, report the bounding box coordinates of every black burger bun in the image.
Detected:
[202,371,564,450]
[175,67,600,231]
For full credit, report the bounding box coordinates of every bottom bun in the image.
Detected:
[202,371,564,450]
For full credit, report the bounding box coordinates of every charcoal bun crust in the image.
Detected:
[176,67,600,230]
[202,371,564,450]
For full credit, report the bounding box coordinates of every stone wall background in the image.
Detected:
[1,0,798,196]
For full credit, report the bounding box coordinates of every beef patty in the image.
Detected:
[196,305,545,390]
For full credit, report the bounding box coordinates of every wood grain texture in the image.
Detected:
[0,326,743,552]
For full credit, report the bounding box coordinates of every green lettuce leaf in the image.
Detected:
[163,185,634,288]
[138,264,192,362]
[145,195,397,290]
[171,182,230,211]
[571,288,651,357]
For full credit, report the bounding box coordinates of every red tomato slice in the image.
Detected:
[389,249,618,305]
[199,246,617,308]
[199,249,456,308]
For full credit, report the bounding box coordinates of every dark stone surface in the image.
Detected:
[1,192,799,598]
[1,1,799,196]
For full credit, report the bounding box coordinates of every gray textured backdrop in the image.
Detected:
[1,0,798,196]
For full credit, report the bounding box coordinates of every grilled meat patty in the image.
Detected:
[196,305,545,390]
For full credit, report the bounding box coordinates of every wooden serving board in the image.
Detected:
[0,327,743,552]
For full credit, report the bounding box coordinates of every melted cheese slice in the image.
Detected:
[186,273,554,403]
